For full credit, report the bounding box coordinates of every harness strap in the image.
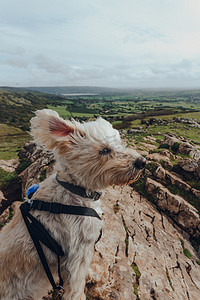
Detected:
[20,200,102,298]
[31,200,101,219]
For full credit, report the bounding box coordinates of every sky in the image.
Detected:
[0,0,200,88]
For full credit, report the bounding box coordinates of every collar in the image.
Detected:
[56,174,101,201]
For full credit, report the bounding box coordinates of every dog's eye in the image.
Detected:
[99,148,111,155]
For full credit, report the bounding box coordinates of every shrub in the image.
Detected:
[159,143,170,149]
[171,142,181,153]
[0,167,21,190]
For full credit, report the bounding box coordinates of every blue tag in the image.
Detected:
[27,184,39,197]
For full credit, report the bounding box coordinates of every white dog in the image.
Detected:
[0,109,145,300]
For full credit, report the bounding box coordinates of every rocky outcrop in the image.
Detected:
[178,158,200,178]
[145,177,200,238]
[18,142,54,197]
[161,134,200,161]
[87,186,200,300]
[0,160,21,215]
[0,159,19,172]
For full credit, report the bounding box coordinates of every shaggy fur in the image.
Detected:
[0,109,145,300]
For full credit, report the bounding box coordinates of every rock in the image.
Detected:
[87,186,200,300]
[178,159,200,178]
[162,160,173,170]
[165,171,191,191]
[0,201,20,229]
[190,149,200,161]
[143,136,157,142]
[0,206,9,228]
[146,152,170,162]
[145,178,200,237]
[154,165,166,180]
[0,159,19,172]
[160,135,181,148]
[140,142,157,151]
[192,188,200,199]
[178,142,193,154]
[18,142,55,197]
[159,149,172,158]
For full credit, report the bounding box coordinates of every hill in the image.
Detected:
[0,89,66,159]
[0,89,65,130]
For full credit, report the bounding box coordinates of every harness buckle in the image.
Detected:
[54,285,65,298]
[88,191,101,201]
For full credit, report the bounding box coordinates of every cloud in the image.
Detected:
[0,0,200,87]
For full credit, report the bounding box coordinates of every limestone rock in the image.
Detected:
[179,142,193,154]
[192,188,200,199]
[145,178,200,237]
[165,171,191,191]
[178,159,200,178]
[146,152,170,162]
[87,186,200,300]
[0,159,19,172]
[154,165,166,180]
[160,134,181,147]
[19,142,55,197]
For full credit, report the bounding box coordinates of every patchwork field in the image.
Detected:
[0,87,200,159]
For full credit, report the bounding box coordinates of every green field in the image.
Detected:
[0,87,200,159]
[0,124,30,159]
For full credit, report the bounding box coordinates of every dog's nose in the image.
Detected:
[134,157,146,169]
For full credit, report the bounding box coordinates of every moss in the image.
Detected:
[113,201,120,213]
[16,158,31,174]
[8,210,14,220]
[196,260,200,266]
[166,267,174,291]
[131,262,141,299]
[180,239,192,259]
[0,167,21,190]
[39,166,48,182]
[121,214,130,257]
[159,143,170,149]
[171,142,181,153]
[149,148,164,154]
[145,162,158,174]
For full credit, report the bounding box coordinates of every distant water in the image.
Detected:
[61,93,99,96]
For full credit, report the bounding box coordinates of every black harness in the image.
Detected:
[20,176,102,299]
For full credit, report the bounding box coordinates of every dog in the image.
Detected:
[0,109,145,300]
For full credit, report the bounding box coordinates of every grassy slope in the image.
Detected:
[0,89,64,159]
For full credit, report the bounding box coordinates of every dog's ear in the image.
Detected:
[30,109,75,150]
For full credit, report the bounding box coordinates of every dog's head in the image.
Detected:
[31,109,145,190]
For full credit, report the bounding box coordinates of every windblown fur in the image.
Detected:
[0,109,145,300]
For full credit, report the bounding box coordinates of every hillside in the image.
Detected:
[0,89,64,130]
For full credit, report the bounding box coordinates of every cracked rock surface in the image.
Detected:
[87,186,200,300]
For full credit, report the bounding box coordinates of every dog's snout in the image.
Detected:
[134,157,146,169]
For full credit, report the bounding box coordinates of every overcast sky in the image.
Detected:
[0,0,200,88]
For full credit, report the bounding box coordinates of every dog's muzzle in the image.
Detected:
[134,156,146,170]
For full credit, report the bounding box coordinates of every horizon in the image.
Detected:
[1,85,200,92]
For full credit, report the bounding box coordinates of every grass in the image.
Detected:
[0,167,20,189]
[0,124,30,159]
[121,214,130,257]
[113,201,120,213]
[180,239,192,259]
[166,267,174,291]
[131,262,141,299]
[47,105,95,119]
[16,158,31,174]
